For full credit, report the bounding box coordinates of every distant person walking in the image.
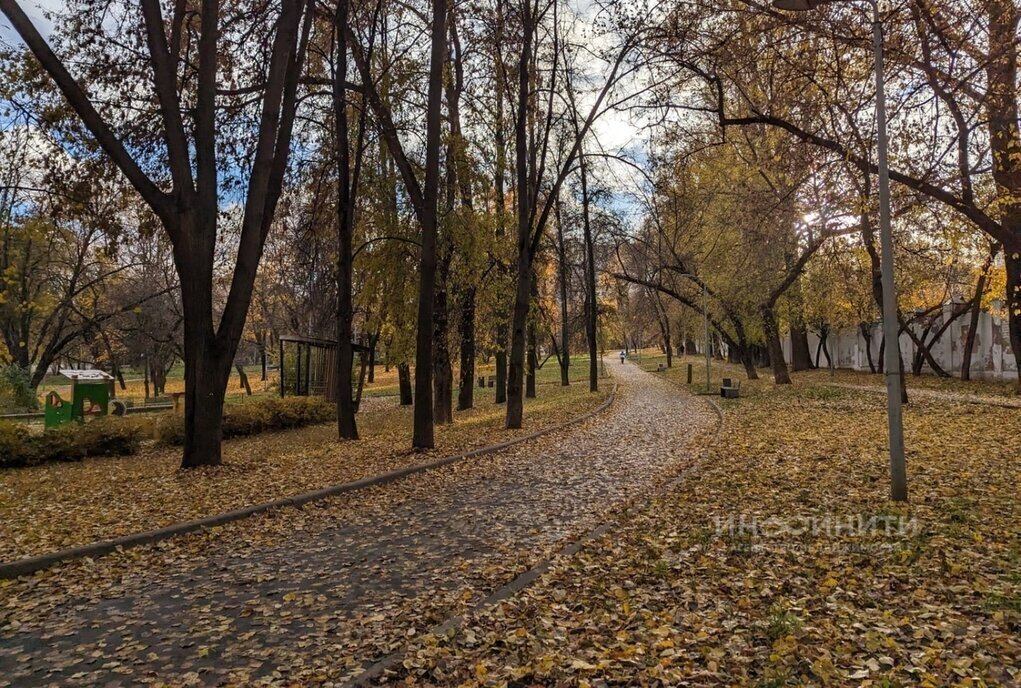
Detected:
[619,350,626,364]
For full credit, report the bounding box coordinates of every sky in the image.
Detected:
[1,0,650,229]
[0,1,57,45]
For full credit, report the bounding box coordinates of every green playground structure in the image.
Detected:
[43,370,116,430]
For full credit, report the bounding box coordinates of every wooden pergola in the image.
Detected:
[278,335,369,403]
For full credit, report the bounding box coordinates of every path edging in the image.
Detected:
[0,385,617,580]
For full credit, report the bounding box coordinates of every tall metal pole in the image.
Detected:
[703,283,711,393]
[872,0,907,501]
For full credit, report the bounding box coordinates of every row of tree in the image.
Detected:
[613,0,1018,394]
[1,0,1017,468]
[0,0,640,466]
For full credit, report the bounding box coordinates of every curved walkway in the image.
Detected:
[0,361,714,687]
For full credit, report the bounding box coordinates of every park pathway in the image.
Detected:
[0,361,714,687]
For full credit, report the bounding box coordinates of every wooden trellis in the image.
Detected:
[278,335,369,403]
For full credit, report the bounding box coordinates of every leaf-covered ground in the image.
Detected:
[0,377,606,562]
[387,357,1021,686]
[0,361,716,686]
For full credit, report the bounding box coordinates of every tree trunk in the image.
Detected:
[962,274,988,381]
[333,0,358,440]
[984,0,1021,394]
[398,363,413,405]
[790,321,813,371]
[1006,244,1021,394]
[579,140,599,393]
[457,287,476,410]
[859,323,876,374]
[761,304,792,385]
[180,310,228,468]
[492,0,508,406]
[555,194,570,386]
[506,259,531,428]
[739,346,759,380]
[506,0,533,430]
[236,363,252,395]
[526,314,537,399]
[411,0,447,448]
[820,329,832,368]
[260,334,268,381]
[495,337,507,403]
[433,251,453,425]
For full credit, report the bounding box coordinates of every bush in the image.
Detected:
[154,414,187,446]
[0,421,30,463]
[0,365,38,413]
[268,397,334,429]
[154,396,335,447]
[0,418,143,469]
[222,403,273,439]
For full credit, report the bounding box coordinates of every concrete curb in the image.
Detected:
[0,384,617,580]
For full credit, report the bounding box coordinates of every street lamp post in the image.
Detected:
[773,0,907,501]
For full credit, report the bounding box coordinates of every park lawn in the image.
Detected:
[391,365,1021,686]
[633,349,1019,400]
[0,379,609,562]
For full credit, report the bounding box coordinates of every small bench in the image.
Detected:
[720,378,741,399]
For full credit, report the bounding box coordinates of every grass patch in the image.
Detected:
[0,381,609,561]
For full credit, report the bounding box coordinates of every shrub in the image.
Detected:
[0,421,30,464]
[0,365,38,413]
[222,402,273,439]
[0,418,143,469]
[268,397,334,428]
[154,396,335,447]
[155,414,187,446]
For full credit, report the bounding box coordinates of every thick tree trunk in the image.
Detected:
[739,347,759,380]
[1006,246,1021,393]
[398,363,413,405]
[761,304,792,385]
[411,0,447,448]
[457,288,476,410]
[984,0,1021,394]
[333,0,358,440]
[180,312,228,468]
[790,321,813,372]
